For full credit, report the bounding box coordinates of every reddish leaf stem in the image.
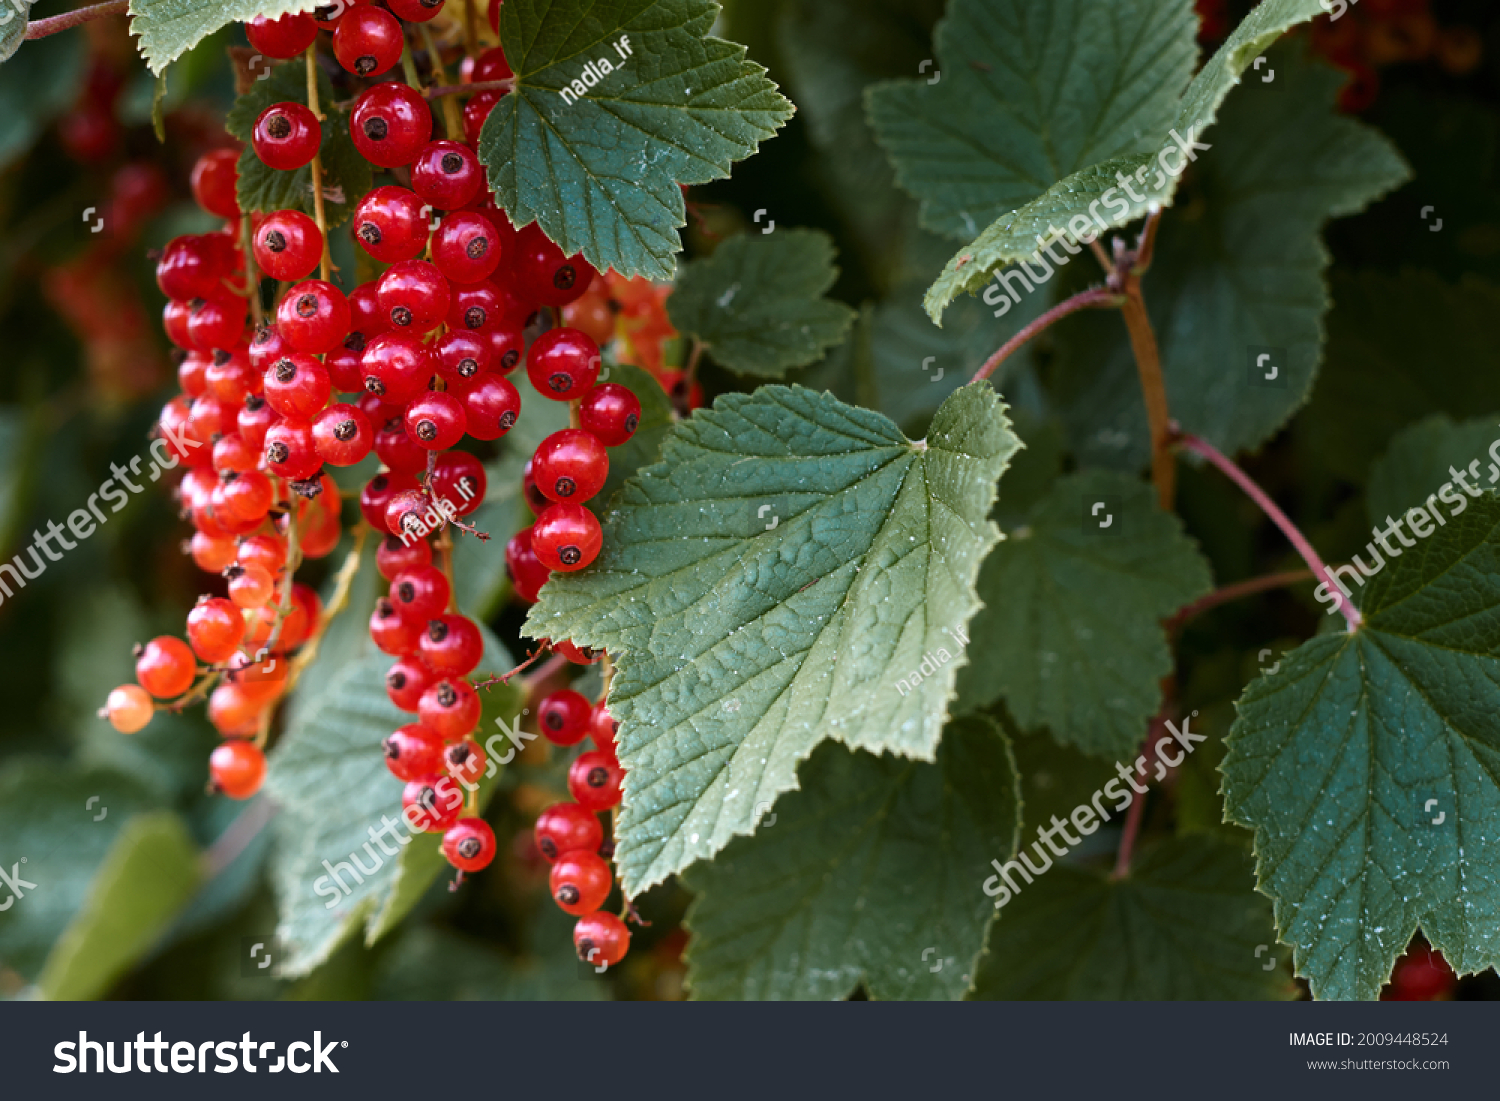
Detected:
[24,0,127,38]
[424,78,514,98]
[1166,569,1314,635]
[972,285,1121,384]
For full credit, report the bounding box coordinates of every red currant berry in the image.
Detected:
[178,350,211,398]
[370,597,420,656]
[386,656,435,712]
[580,383,641,447]
[429,451,486,516]
[190,148,240,219]
[360,470,420,529]
[248,324,290,372]
[135,636,197,699]
[521,457,548,514]
[213,469,276,525]
[385,488,435,539]
[532,428,608,503]
[590,702,618,757]
[263,353,332,419]
[446,280,515,331]
[462,91,501,146]
[157,234,233,300]
[237,533,288,575]
[435,329,492,386]
[443,738,486,787]
[189,531,237,573]
[210,740,267,799]
[537,688,591,746]
[186,595,246,663]
[404,390,466,450]
[332,5,403,76]
[253,101,321,171]
[532,502,602,572]
[226,562,277,608]
[489,321,525,373]
[390,564,451,625]
[205,353,256,407]
[312,402,374,465]
[419,614,483,676]
[383,721,445,781]
[362,331,435,406]
[552,638,602,665]
[504,527,551,603]
[245,12,318,58]
[374,413,428,475]
[402,775,464,832]
[277,280,351,354]
[187,293,248,352]
[263,419,322,480]
[568,749,624,811]
[351,81,432,168]
[354,185,430,263]
[253,209,323,282]
[389,0,445,19]
[526,327,600,400]
[312,0,368,31]
[347,281,388,341]
[163,299,195,350]
[378,259,451,333]
[486,0,501,34]
[432,211,501,285]
[236,396,277,454]
[573,911,630,968]
[442,817,496,872]
[103,684,154,733]
[418,677,482,740]
[411,140,482,211]
[377,533,433,581]
[550,850,612,916]
[513,223,595,307]
[471,44,513,83]
[454,375,517,442]
[534,802,603,861]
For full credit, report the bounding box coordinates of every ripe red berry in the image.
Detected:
[362,331,435,406]
[429,451,486,517]
[374,413,428,475]
[186,595,246,663]
[332,5,403,76]
[351,81,432,168]
[590,702,618,757]
[360,470,420,529]
[263,353,331,419]
[383,722,446,781]
[552,638,602,665]
[263,419,322,481]
[311,402,374,465]
[573,911,630,969]
[213,470,276,525]
[442,818,496,872]
[378,259,451,333]
[443,738,486,786]
[253,101,321,171]
[550,850,612,915]
[236,395,277,454]
[532,429,608,503]
[504,527,551,603]
[537,688,592,746]
[580,383,641,447]
[237,533,288,575]
[404,391,466,450]
[419,614,484,676]
[514,223,595,307]
[471,45,513,83]
[521,457,547,514]
[226,563,276,608]
[190,148,240,219]
[205,355,256,408]
[277,279,351,354]
[386,656,435,712]
[390,564,451,625]
[312,0,368,31]
[532,502,603,572]
[526,327,600,400]
[103,684,155,733]
[136,636,197,698]
[156,234,234,300]
[411,140,483,211]
[435,329,493,385]
[462,91,501,146]
[486,0,501,34]
[354,185,430,263]
[347,281,388,342]
[402,775,464,832]
[432,211,501,285]
[248,324,290,372]
[534,802,603,861]
[446,280,514,331]
[461,374,520,441]
[246,12,318,58]
[210,740,267,799]
[386,488,435,539]
[370,597,420,656]
[187,293,249,353]
[489,321,525,373]
[377,532,433,580]
[253,209,323,282]
[568,750,624,811]
[419,677,482,740]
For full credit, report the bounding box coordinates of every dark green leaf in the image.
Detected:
[1367,414,1500,530]
[130,0,325,74]
[0,31,86,169]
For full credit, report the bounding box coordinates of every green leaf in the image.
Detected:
[373,926,608,1000]
[0,30,86,169]
[224,60,371,229]
[684,714,1019,1000]
[37,813,201,1000]
[1304,272,1500,484]
[479,0,794,281]
[0,762,157,981]
[867,0,1199,243]
[1367,414,1500,531]
[1045,45,1409,468]
[0,0,26,65]
[955,471,1212,758]
[666,230,856,377]
[969,836,1294,999]
[917,0,1333,323]
[1223,493,1500,1000]
[525,383,1020,896]
[130,0,321,74]
[593,361,674,510]
[449,449,528,621]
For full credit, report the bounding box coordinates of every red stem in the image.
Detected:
[425,78,514,98]
[1175,430,1361,629]
[973,285,1121,384]
[24,0,128,38]
[1166,569,1314,635]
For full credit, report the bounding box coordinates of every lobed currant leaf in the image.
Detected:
[1367,414,1500,532]
[684,714,1020,1000]
[1223,493,1500,1000]
[478,0,794,282]
[524,383,1020,897]
[665,229,856,378]
[130,0,320,74]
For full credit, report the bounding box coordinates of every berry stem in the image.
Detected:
[971,285,1120,384]
[304,45,332,284]
[462,0,478,57]
[261,495,303,661]
[436,527,457,613]
[23,0,128,39]
[286,523,370,694]
[424,78,514,99]
[418,22,463,141]
[473,645,550,691]
[1174,429,1362,630]
[162,669,221,714]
